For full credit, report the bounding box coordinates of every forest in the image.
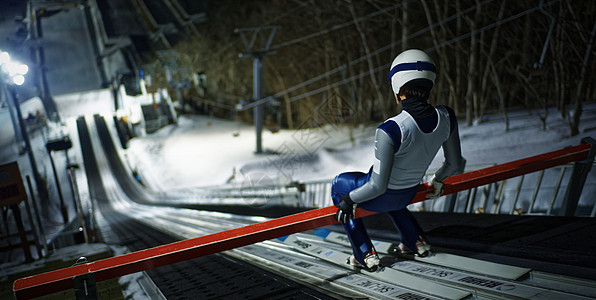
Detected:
[147,0,596,136]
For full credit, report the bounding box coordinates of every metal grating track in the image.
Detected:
[77,116,335,299]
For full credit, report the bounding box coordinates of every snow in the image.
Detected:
[126,103,596,193]
[127,117,377,189]
[53,89,114,120]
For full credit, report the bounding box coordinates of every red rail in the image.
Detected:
[413,141,593,204]
[13,141,593,299]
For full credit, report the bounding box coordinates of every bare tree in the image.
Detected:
[569,17,596,136]
[148,0,594,133]
[462,1,481,126]
[478,0,507,121]
[347,0,389,120]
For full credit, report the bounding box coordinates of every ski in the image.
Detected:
[240,244,444,300]
[391,260,593,300]
[277,234,471,300]
[404,252,530,281]
[314,228,530,280]
[308,230,592,299]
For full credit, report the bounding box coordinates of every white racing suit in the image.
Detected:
[332,100,464,265]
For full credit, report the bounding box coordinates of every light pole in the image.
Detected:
[46,138,72,224]
[252,53,264,154]
[235,26,279,154]
[1,50,49,223]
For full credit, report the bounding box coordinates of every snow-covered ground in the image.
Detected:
[126,103,596,194]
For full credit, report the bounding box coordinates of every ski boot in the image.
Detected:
[347,250,380,271]
[394,237,431,257]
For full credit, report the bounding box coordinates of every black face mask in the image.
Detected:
[401,98,434,118]
[400,98,438,133]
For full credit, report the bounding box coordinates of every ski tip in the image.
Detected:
[313,228,330,238]
[277,235,289,242]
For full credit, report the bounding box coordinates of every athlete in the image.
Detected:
[332,49,465,270]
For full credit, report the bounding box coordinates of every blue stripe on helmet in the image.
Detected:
[387,61,436,81]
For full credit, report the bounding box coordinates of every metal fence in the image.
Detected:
[296,161,596,217]
[163,145,595,217]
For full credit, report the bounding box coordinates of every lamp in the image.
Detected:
[1,50,67,225]
[0,50,29,86]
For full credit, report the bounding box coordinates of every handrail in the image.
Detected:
[438,142,592,198]
[13,139,594,299]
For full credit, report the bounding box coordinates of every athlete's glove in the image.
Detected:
[335,194,356,223]
[426,175,444,199]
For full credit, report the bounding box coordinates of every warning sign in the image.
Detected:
[0,162,27,207]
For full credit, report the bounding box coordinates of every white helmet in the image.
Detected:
[388,49,436,94]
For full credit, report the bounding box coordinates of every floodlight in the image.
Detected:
[3,61,28,75]
[12,75,25,85]
[0,51,9,64]
[0,50,28,85]
[16,64,28,75]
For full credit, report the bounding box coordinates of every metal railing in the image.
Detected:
[418,163,596,217]
[298,180,331,208]
[161,142,595,217]
[297,161,596,217]
[296,139,596,217]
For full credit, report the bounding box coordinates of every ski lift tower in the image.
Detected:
[157,50,190,118]
[235,26,279,154]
